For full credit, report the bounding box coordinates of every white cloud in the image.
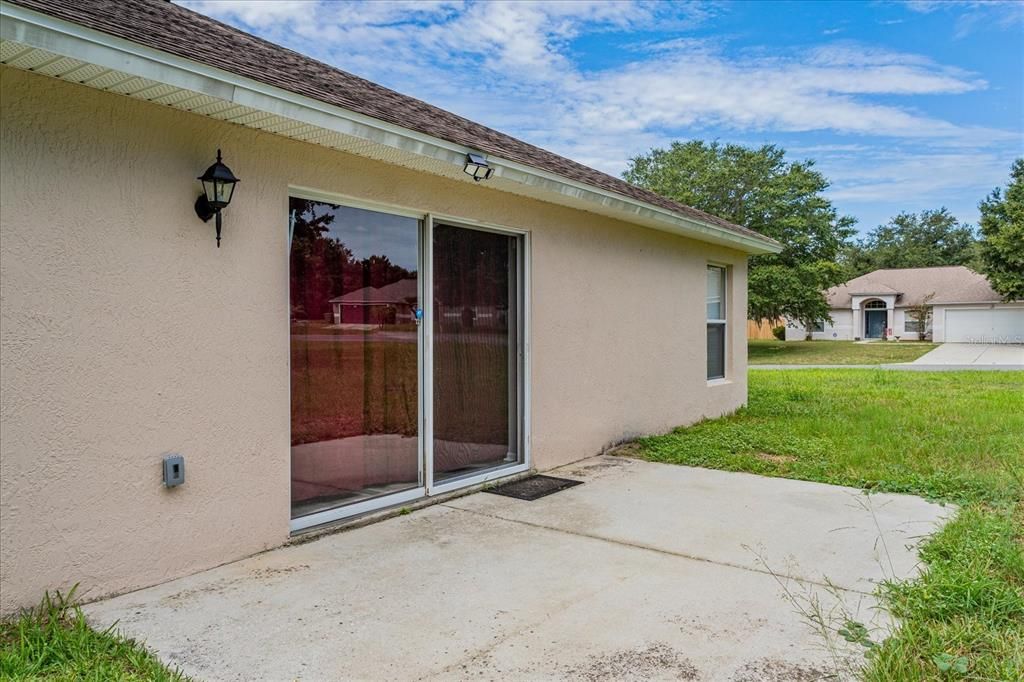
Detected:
[565,48,996,145]
[825,150,1014,203]
[903,1,1024,38]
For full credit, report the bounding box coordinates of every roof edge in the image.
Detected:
[0,1,781,255]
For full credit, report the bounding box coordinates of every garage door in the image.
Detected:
[945,308,1024,343]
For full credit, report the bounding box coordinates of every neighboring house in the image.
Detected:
[785,266,1024,343]
[330,278,419,325]
[0,0,780,613]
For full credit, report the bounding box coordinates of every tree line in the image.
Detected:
[290,198,415,322]
[623,142,1023,327]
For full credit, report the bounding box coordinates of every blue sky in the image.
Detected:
[181,1,1023,236]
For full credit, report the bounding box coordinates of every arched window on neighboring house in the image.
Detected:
[864,300,887,309]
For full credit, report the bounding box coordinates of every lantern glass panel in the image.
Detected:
[215,180,235,205]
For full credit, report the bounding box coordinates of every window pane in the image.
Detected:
[707,323,725,379]
[289,198,420,519]
[706,266,724,319]
[433,224,520,482]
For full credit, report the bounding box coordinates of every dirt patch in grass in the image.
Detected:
[605,442,645,458]
[754,452,796,464]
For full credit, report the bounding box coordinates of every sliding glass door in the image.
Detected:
[289,198,421,521]
[289,197,526,528]
[432,223,522,484]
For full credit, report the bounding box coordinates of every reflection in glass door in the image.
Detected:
[289,197,421,520]
[432,223,522,483]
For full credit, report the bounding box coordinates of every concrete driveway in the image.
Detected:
[911,342,1024,367]
[85,457,952,681]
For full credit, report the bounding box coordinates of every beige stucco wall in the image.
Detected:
[785,310,855,341]
[0,66,750,614]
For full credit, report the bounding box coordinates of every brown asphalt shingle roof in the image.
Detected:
[330,279,418,305]
[827,266,1004,307]
[9,0,775,246]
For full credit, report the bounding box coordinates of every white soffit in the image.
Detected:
[0,3,781,255]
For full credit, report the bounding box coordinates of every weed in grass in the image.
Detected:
[746,544,880,681]
[0,586,189,681]
[745,492,911,681]
[865,505,1024,681]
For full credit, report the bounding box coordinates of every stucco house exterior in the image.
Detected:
[0,0,781,614]
[785,266,1024,343]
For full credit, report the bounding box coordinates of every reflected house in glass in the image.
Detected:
[330,278,419,326]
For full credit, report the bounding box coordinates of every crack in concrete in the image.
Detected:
[441,504,875,597]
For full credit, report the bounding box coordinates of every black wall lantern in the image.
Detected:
[194,149,240,247]
[463,152,494,182]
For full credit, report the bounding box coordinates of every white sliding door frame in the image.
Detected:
[288,191,530,533]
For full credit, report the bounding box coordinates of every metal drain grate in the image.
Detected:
[485,475,583,501]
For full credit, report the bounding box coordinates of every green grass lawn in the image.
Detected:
[749,339,939,365]
[0,588,188,681]
[634,369,1024,681]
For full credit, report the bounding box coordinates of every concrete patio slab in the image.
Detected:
[84,458,953,681]
[448,457,950,593]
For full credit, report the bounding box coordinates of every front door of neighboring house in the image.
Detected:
[865,309,887,338]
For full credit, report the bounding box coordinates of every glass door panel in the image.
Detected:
[432,223,521,482]
[289,197,420,519]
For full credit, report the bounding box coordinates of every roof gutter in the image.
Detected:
[0,1,781,255]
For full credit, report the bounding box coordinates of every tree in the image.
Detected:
[978,159,1024,301]
[623,140,855,325]
[905,292,936,341]
[842,209,978,276]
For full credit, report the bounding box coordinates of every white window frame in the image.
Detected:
[706,265,728,381]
